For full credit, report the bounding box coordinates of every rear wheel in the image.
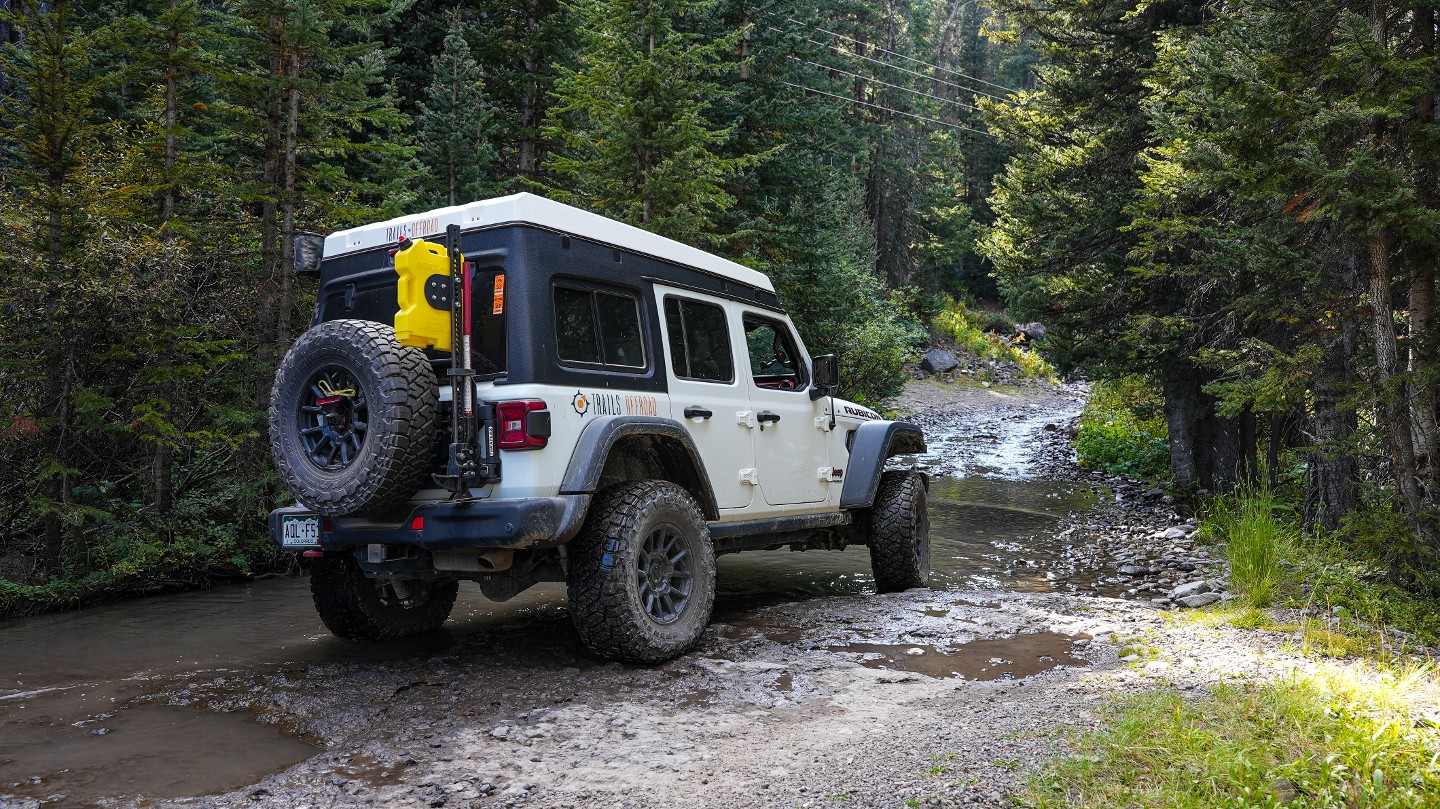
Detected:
[310,553,458,640]
[567,481,716,663]
[868,470,930,593]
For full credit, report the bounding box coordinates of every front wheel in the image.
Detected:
[868,470,931,593]
[567,481,717,664]
[309,553,458,640]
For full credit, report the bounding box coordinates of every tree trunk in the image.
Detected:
[160,0,178,231]
[275,44,300,351]
[517,0,541,183]
[1267,413,1282,490]
[256,18,283,387]
[1239,407,1257,485]
[1164,375,1198,488]
[1368,233,1424,514]
[1306,337,1359,532]
[1409,7,1438,502]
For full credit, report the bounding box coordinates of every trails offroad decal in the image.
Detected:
[572,390,658,417]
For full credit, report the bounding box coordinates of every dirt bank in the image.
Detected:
[2,379,1307,809]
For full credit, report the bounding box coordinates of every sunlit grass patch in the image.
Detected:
[931,298,1056,382]
[1023,665,1440,808]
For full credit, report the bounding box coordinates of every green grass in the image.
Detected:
[1023,667,1440,808]
[1204,482,1291,609]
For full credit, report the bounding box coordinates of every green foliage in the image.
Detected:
[542,0,763,244]
[1023,670,1440,809]
[1073,377,1169,478]
[417,14,497,206]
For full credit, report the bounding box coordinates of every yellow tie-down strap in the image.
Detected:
[394,237,457,351]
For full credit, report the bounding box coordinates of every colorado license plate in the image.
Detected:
[281,514,321,548]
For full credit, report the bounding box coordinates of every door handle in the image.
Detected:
[757,411,781,426]
[683,406,713,420]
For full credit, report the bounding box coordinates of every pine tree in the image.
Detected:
[542,0,762,243]
[417,15,496,206]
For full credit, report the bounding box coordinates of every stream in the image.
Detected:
[0,397,1097,808]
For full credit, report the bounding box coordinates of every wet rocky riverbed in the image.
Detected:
[0,382,1222,809]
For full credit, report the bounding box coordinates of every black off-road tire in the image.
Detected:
[309,553,458,640]
[270,319,438,516]
[868,470,931,593]
[567,481,717,664]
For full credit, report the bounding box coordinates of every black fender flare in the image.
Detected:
[839,421,927,509]
[558,416,721,520]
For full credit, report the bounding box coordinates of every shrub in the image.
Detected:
[1073,376,1169,478]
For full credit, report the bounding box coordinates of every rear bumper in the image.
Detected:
[268,494,590,552]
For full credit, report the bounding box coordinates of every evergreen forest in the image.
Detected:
[3,0,1440,622]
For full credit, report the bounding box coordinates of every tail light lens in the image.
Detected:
[496,400,549,450]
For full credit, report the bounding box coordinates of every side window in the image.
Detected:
[553,284,646,369]
[664,296,734,383]
[743,316,806,391]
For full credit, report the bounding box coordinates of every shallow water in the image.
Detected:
[827,631,1091,681]
[713,476,1103,610]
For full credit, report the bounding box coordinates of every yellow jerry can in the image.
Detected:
[394,237,457,351]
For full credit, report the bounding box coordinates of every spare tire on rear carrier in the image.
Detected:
[269,319,439,517]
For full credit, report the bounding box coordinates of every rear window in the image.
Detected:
[473,269,506,375]
[553,284,646,369]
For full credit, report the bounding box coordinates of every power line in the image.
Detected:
[762,11,1018,98]
[779,81,996,138]
[786,55,979,113]
[764,24,1012,104]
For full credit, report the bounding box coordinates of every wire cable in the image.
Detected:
[786,55,979,113]
[761,11,1018,96]
[779,81,996,138]
[764,24,1012,104]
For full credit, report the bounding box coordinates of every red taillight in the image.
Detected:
[496,399,549,450]
[321,517,334,532]
[410,516,424,531]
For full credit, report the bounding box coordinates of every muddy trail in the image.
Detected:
[0,383,1211,809]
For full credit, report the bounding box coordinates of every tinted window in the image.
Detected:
[474,269,506,375]
[554,286,601,364]
[553,284,646,369]
[664,297,734,383]
[744,316,806,390]
[595,292,644,367]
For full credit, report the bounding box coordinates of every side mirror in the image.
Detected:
[811,354,839,391]
[294,232,325,274]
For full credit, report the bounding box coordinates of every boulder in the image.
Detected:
[1013,322,1047,342]
[1170,580,1215,600]
[1177,592,1222,608]
[920,348,960,374]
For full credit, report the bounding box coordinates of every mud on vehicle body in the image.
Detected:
[269,193,928,662]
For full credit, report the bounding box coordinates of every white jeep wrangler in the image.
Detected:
[267,193,929,663]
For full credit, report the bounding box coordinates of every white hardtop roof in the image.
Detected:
[324,192,774,292]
